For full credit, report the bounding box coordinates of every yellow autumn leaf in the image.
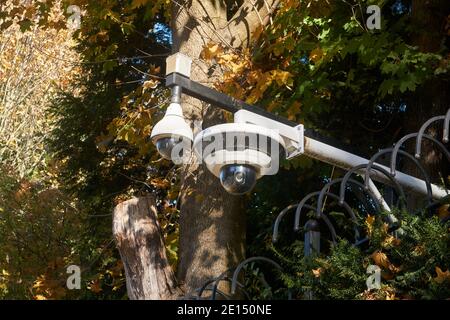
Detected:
[246,88,264,104]
[217,53,237,64]
[386,292,396,300]
[312,267,322,278]
[434,266,450,284]
[371,251,390,269]
[382,234,401,248]
[231,61,248,74]
[267,101,280,112]
[271,69,293,87]
[201,42,223,60]
[34,295,47,300]
[131,0,150,9]
[372,251,400,274]
[412,244,425,256]
[280,0,300,12]
[150,178,170,189]
[287,101,301,120]
[365,215,375,236]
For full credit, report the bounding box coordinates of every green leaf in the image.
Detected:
[103,60,118,72]
[19,19,32,32]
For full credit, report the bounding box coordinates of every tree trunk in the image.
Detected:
[402,0,450,209]
[113,196,182,300]
[171,0,245,295]
[114,1,281,299]
[171,0,280,295]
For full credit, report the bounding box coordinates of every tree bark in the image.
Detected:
[113,196,182,300]
[171,0,245,296]
[114,1,281,299]
[171,0,280,295]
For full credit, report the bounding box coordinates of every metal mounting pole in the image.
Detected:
[165,72,448,200]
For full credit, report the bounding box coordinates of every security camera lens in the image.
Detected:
[156,136,181,160]
[219,164,257,195]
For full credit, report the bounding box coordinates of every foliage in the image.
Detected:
[0,2,79,178]
[240,0,450,299]
[0,166,126,299]
[1,0,449,300]
[45,0,180,286]
[202,0,450,158]
[248,207,450,300]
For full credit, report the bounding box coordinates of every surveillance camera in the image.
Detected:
[154,104,304,195]
[155,136,190,161]
[150,102,193,162]
[193,121,290,194]
[219,164,257,195]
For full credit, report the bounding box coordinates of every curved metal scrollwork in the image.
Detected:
[316,178,382,218]
[390,133,450,177]
[365,148,433,205]
[273,204,337,244]
[199,109,450,300]
[340,163,407,210]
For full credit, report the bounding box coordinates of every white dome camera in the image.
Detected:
[150,101,193,163]
[151,54,194,163]
[193,110,304,195]
[152,52,304,194]
[219,163,258,195]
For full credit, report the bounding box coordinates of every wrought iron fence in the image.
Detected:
[193,109,450,300]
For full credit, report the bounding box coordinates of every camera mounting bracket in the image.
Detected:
[234,109,304,159]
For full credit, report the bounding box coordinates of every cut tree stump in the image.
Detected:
[113,196,182,300]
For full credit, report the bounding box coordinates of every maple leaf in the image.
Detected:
[382,235,401,248]
[371,251,390,269]
[312,267,322,278]
[434,267,450,284]
[271,69,293,87]
[200,42,223,61]
[89,279,102,293]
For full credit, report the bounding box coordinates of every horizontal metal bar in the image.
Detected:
[166,73,297,127]
[304,136,448,199]
[166,72,363,156]
[167,72,448,199]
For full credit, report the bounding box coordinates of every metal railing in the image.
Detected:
[192,109,450,300]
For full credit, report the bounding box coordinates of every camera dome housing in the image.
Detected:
[150,102,193,162]
[219,164,257,195]
[193,122,287,194]
[155,136,191,161]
